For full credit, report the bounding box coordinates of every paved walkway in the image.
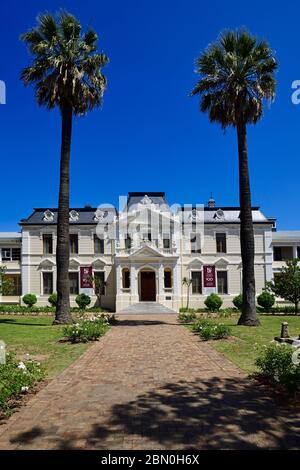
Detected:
[0,315,300,450]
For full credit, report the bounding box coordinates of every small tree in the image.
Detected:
[75,293,91,310]
[257,291,275,312]
[48,293,58,307]
[233,294,243,311]
[0,265,15,296]
[22,294,37,308]
[89,276,107,308]
[182,277,192,310]
[267,259,300,314]
[205,293,223,312]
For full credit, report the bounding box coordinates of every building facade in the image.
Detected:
[0,192,299,311]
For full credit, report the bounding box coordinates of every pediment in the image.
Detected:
[187,257,204,268]
[38,258,55,270]
[69,258,81,269]
[214,257,230,268]
[129,245,163,258]
[92,258,107,269]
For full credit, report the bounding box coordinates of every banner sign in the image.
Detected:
[203,265,216,288]
[80,266,93,288]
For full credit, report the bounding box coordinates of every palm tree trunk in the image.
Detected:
[54,103,73,324]
[236,121,260,326]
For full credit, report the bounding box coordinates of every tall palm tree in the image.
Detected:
[21,12,109,324]
[191,30,277,326]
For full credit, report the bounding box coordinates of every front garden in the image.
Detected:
[179,311,300,396]
[0,312,115,416]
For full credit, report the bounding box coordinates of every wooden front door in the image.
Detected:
[140,271,156,301]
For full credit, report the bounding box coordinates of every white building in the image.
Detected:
[0,192,299,312]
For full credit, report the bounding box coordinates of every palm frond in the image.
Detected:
[191,29,277,127]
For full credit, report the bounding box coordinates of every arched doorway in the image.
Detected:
[139,269,156,301]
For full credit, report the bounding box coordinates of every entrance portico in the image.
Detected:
[115,244,180,312]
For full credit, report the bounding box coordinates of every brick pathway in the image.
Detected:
[0,315,300,450]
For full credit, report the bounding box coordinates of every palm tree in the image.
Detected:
[21,12,109,324]
[191,30,277,326]
[182,277,192,310]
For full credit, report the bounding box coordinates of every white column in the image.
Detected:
[293,245,298,259]
[21,231,30,297]
[132,265,139,303]
[158,263,164,298]
[264,230,273,283]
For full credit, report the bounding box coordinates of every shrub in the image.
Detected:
[48,293,58,307]
[178,311,197,323]
[257,291,275,312]
[233,294,243,310]
[75,293,91,310]
[179,307,196,313]
[193,318,231,340]
[22,294,37,308]
[204,293,223,312]
[0,353,45,413]
[255,343,300,393]
[63,318,109,343]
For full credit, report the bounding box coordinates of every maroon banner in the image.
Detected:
[80,266,93,288]
[203,265,216,288]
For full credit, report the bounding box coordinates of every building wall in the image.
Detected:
[1,218,299,311]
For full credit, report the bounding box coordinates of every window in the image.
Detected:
[163,235,171,249]
[69,272,79,295]
[94,271,105,295]
[164,268,172,289]
[43,234,53,254]
[298,247,300,259]
[191,271,202,294]
[43,272,53,295]
[2,274,21,295]
[143,232,152,241]
[125,235,132,250]
[216,233,227,253]
[273,246,293,261]
[94,234,104,254]
[122,268,130,289]
[1,248,21,262]
[190,233,201,253]
[217,271,228,294]
[70,234,78,254]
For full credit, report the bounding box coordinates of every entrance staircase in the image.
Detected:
[118,302,177,315]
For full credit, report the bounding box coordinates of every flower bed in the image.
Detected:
[192,318,231,340]
[0,353,45,415]
[63,314,111,343]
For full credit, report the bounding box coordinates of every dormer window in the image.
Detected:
[69,210,79,222]
[94,209,108,221]
[43,210,54,222]
[214,209,225,221]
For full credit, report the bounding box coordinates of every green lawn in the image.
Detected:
[189,315,300,373]
[0,316,91,377]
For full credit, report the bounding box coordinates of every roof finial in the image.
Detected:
[208,193,216,208]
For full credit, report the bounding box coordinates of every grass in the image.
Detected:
[0,316,91,377]
[188,314,300,373]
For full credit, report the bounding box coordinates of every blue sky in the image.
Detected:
[0,0,299,230]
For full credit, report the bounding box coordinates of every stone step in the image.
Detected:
[118,302,177,315]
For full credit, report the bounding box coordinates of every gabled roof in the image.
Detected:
[20,207,116,226]
[126,192,170,212]
[179,207,274,224]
